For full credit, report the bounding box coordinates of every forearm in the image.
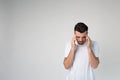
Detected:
[64,47,76,69]
[87,47,99,69]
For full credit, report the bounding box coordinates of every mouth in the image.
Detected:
[78,41,85,45]
[78,41,83,43]
[78,42,83,44]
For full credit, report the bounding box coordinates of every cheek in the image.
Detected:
[76,38,80,41]
[77,38,82,41]
[83,38,86,41]
[76,38,79,41]
[76,37,86,41]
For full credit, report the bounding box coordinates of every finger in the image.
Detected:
[73,34,76,40]
[72,35,75,42]
[88,36,91,41]
[86,36,89,40]
[86,35,90,40]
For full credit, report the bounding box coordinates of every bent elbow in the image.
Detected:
[92,62,100,69]
[64,65,70,70]
[63,62,71,70]
[92,65,98,69]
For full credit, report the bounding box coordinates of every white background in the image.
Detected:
[0,0,120,80]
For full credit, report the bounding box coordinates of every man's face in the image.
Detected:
[75,31,88,45]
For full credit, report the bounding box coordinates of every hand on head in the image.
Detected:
[86,36,92,48]
[71,34,77,49]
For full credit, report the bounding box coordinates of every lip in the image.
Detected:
[78,41,83,43]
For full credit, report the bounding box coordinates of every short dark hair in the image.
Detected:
[74,22,88,33]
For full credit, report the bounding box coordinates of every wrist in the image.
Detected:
[71,46,76,51]
[71,47,75,49]
[87,47,92,50]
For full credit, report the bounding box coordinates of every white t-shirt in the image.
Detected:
[64,41,101,80]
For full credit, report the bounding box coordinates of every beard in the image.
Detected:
[78,41,85,45]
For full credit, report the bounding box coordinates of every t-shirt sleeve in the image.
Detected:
[64,42,71,58]
[92,41,101,57]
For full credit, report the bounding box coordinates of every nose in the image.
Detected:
[79,38,83,41]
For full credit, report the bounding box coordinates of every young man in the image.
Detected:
[63,22,101,80]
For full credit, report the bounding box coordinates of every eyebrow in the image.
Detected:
[76,36,86,38]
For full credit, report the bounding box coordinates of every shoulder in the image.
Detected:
[91,40,101,57]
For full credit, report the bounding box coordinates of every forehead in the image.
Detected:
[75,31,87,37]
